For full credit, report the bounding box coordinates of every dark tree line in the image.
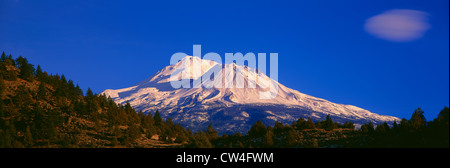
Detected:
[190,109,448,148]
[205,115,354,148]
[358,107,449,147]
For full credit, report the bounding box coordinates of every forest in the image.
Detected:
[0,52,448,148]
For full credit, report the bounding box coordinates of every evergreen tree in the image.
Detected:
[433,107,449,147]
[315,121,322,129]
[262,129,274,147]
[343,121,355,129]
[154,110,163,127]
[128,124,141,141]
[392,120,398,130]
[1,51,6,62]
[35,65,43,79]
[75,84,83,96]
[305,117,316,129]
[190,132,212,148]
[205,123,218,140]
[60,74,67,84]
[399,118,409,132]
[37,82,47,100]
[437,106,449,123]
[375,122,389,134]
[113,125,122,138]
[87,96,100,119]
[323,114,335,131]
[166,117,174,127]
[174,130,188,144]
[248,120,267,138]
[409,108,426,131]
[67,80,75,97]
[283,128,300,147]
[294,117,305,130]
[273,121,285,136]
[5,54,15,66]
[361,122,374,133]
[0,57,17,81]
[15,56,34,81]
[86,88,94,98]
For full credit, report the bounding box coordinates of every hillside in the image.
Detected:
[0,52,188,148]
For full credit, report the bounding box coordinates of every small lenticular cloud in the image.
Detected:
[364,9,430,42]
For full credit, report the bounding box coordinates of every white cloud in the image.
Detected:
[364,9,431,42]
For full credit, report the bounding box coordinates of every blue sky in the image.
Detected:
[1,0,448,120]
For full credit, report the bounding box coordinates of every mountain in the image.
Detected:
[101,56,399,134]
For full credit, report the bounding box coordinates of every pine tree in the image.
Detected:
[409,108,426,132]
[273,121,285,136]
[128,124,141,141]
[15,56,34,81]
[262,129,274,147]
[67,80,76,99]
[205,123,218,140]
[60,74,67,84]
[343,121,355,129]
[361,122,375,133]
[5,54,15,66]
[94,119,102,132]
[305,117,316,129]
[248,120,267,138]
[1,51,6,62]
[166,117,174,127]
[392,120,398,130]
[294,117,305,130]
[375,122,389,134]
[37,82,47,100]
[399,118,408,132]
[86,88,94,98]
[283,129,300,147]
[323,114,335,131]
[174,131,188,144]
[35,65,43,79]
[113,125,122,138]
[433,106,449,147]
[154,110,163,127]
[190,132,212,148]
[0,57,17,81]
[437,106,449,123]
[75,84,83,96]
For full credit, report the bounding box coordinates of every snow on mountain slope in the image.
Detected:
[101,56,400,134]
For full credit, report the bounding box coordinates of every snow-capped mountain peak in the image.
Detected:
[101,56,399,133]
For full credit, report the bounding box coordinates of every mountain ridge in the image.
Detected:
[101,56,400,133]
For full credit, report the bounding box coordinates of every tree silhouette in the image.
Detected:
[409,108,426,132]
[323,114,335,131]
[15,56,34,81]
[248,120,267,138]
